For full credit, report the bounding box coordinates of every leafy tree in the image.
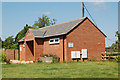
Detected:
[109,31,120,52]
[115,31,120,41]
[14,25,35,43]
[12,25,35,49]
[2,15,57,49]
[115,31,120,37]
[111,43,118,52]
[2,36,14,49]
[0,37,2,49]
[33,15,56,28]
[10,43,19,49]
[115,31,120,51]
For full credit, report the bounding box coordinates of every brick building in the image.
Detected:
[19,17,106,62]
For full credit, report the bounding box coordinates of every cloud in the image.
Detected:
[42,12,51,15]
[91,2,106,10]
[32,11,51,15]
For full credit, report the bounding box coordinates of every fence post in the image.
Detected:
[14,49,15,60]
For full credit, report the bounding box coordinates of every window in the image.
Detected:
[55,39,59,42]
[50,40,54,42]
[49,38,60,44]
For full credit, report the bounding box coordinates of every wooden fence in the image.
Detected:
[3,49,19,60]
[101,52,120,60]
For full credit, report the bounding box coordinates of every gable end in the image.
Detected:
[66,17,107,37]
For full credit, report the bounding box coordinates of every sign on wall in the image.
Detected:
[68,43,74,47]
[20,47,22,51]
[82,49,87,58]
[71,51,80,58]
[23,43,25,48]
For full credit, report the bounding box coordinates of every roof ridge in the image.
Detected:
[37,17,87,30]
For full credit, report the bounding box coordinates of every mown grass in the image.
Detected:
[2,61,118,78]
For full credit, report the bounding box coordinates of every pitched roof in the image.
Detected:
[30,17,86,38]
[19,17,106,42]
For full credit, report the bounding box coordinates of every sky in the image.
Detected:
[118,2,120,33]
[1,2,118,47]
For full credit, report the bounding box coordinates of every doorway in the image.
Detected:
[26,40,34,56]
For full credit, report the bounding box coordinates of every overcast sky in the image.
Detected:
[1,2,118,47]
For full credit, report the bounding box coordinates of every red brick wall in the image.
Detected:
[43,36,64,62]
[24,30,35,61]
[25,30,34,41]
[19,19,105,62]
[20,30,44,61]
[35,38,43,60]
[64,36,67,62]
[66,18,105,61]
[19,42,25,60]
[25,41,34,61]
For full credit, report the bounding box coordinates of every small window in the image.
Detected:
[55,39,59,42]
[49,38,59,44]
[50,40,54,42]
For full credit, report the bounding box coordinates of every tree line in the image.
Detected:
[2,15,56,49]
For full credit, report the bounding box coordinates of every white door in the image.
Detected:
[82,49,87,58]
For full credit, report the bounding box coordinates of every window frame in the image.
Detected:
[49,38,60,44]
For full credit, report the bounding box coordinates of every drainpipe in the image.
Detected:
[63,36,66,62]
[42,30,47,55]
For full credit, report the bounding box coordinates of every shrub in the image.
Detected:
[108,57,113,61]
[29,58,31,61]
[5,59,11,64]
[2,53,11,64]
[113,56,120,62]
[35,57,42,63]
[52,56,60,63]
[2,53,7,62]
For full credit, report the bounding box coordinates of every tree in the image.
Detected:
[115,31,120,51]
[115,31,120,41]
[111,43,118,52]
[0,37,2,49]
[14,25,35,43]
[33,15,56,28]
[2,36,14,49]
[2,15,57,49]
[109,31,120,52]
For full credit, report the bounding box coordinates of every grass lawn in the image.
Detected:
[2,61,118,78]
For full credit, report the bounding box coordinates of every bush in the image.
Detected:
[35,57,42,63]
[52,56,60,63]
[2,53,11,64]
[5,59,11,64]
[113,56,120,62]
[2,53,7,62]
